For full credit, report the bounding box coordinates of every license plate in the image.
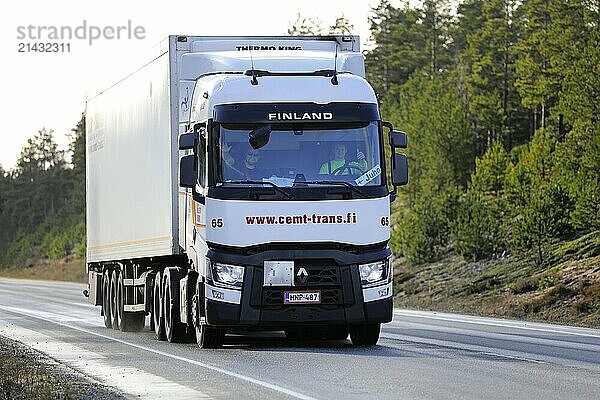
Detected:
[283,291,321,304]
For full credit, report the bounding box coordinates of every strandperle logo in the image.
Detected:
[16,20,146,45]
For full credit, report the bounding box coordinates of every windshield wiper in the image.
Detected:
[301,180,368,198]
[222,180,293,199]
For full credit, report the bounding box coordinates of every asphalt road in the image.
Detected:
[0,277,599,400]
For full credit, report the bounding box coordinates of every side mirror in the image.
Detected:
[391,153,408,186]
[179,133,198,150]
[179,155,197,188]
[390,130,407,148]
[249,125,272,149]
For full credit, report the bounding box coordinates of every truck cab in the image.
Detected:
[177,37,407,346]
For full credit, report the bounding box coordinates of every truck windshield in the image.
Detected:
[216,122,382,187]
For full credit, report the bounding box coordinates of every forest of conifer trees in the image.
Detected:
[367,0,599,266]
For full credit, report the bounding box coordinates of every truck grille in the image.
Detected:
[250,264,353,307]
[294,266,340,286]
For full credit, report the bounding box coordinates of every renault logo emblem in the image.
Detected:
[297,267,308,284]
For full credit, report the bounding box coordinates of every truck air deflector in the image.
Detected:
[213,102,380,124]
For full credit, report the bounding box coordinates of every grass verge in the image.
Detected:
[0,336,124,400]
[0,256,86,283]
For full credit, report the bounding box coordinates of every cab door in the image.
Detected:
[186,126,208,275]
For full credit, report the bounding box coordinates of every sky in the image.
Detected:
[0,0,392,170]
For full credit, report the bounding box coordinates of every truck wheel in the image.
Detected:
[196,324,224,348]
[326,325,349,340]
[148,274,155,332]
[163,268,186,343]
[153,271,166,340]
[110,269,121,330]
[192,281,224,348]
[117,272,145,332]
[349,324,380,346]
[101,269,112,329]
[149,313,155,332]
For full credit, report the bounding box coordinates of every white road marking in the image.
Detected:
[0,305,318,400]
[0,286,95,309]
[0,322,208,399]
[380,332,546,364]
[393,309,600,339]
[386,318,600,353]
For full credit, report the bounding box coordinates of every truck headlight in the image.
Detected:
[359,259,390,286]
[211,262,244,288]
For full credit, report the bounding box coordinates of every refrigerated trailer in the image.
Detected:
[85,35,408,347]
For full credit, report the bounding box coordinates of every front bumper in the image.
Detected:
[203,246,393,329]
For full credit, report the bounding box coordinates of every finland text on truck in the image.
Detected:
[85,36,408,347]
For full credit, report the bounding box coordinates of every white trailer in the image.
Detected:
[85,35,408,347]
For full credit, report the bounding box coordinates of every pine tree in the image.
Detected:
[452,141,511,261]
[7,129,68,237]
[470,140,509,195]
[329,14,354,35]
[288,13,323,35]
[464,0,527,151]
[422,0,453,76]
[66,115,86,216]
[0,165,8,248]
[365,1,427,93]
[393,73,472,261]
[513,0,559,133]
[452,0,486,56]
[512,184,573,264]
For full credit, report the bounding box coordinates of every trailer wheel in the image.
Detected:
[148,273,155,332]
[152,271,166,340]
[163,268,186,343]
[349,324,380,346]
[101,269,112,329]
[110,269,121,330]
[117,272,145,332]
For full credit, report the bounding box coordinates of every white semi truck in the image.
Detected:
[85,35,408,348]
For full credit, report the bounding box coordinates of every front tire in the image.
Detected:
[195,324,224,348]
[349,324,380,346]
[325,325,349,340]
[192,282,224,348]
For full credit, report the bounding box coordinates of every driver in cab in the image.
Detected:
[319,143,367,175]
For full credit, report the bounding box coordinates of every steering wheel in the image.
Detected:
[332,163,365,176]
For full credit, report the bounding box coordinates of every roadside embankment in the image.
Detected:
[394,231,600,328]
